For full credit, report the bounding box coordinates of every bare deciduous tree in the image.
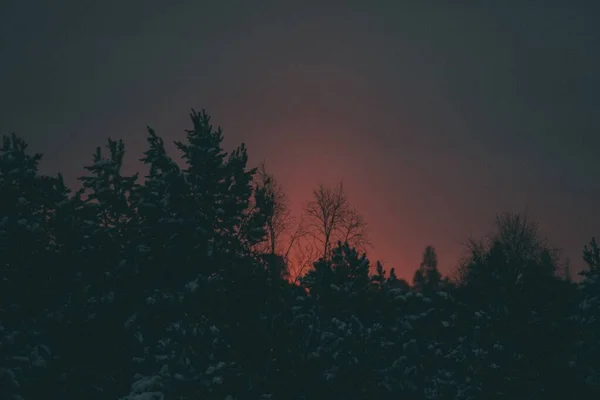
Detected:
[455,211,560,286]
[304,181,371,260]
[254,164,314,281]
[254,172,371,282]
[340,207,371,252]
[256,163,294,255]
[288,236,319,284]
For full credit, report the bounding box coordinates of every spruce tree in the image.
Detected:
[572,238,600,396]
[123,110,277,399]
[412,245,442,294]
[0,133,69,398]
[52,138,141,398]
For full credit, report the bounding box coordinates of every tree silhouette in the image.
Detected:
[255,162,293,256]
[254,163,312,281]
[0,133,70,398]
[457,211,559,290]
[1,113,598,399]
[575,238,600,394]
[304,181,370,261]
[412,245,442,293]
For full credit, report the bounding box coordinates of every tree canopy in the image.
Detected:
[1,110,598,399]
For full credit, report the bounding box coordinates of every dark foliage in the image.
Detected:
[1,111,598,399]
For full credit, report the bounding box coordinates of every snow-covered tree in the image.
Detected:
[1,116,596,400]
[122,110,280,398]
[570,238,600,397]
[0,133,68,398]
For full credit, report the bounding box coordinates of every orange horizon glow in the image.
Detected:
[6,4,597,282]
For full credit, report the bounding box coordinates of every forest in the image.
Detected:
[1,109,599,399]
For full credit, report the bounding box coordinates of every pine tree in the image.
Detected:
[123,110,278,399]
[78,138,139,227]
[386,267,410,291]
[171,110,272,272]
[135,127,186,290]
[0,133,70,398]
[52,138,142,398]
[370,261,386,289]
[412,246,442,294]
[0,133,67,314]
[563,257,573,282]
[572,238,600,396]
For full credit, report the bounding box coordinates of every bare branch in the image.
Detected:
[288,238,319,285]
[283,215,311,260]
[255,162,294,255]
[303,181,370,261]
[339,207,371,253]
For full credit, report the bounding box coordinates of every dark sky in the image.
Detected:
[2,1,599,279]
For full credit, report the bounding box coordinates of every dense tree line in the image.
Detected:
[1,110,598,399]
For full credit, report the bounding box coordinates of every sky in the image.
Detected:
[1,1,599,280]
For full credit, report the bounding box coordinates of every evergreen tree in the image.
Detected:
[0,133,70,398]
[571,238,600,396]
[387,267,410,291]
[122,110,278,399]
[455,213,578,399]
[51,138,142,398]
[413,245,442,294]
[370,261,386,289]
[563,257,573,282]
[0,133,68,315]
[3,114,599,400]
